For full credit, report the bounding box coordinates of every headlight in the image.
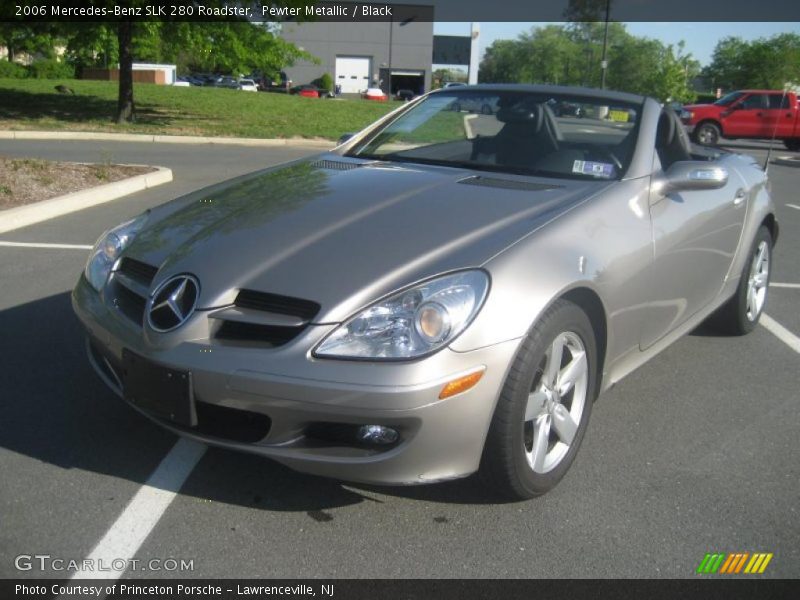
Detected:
[314,270,489,360]
[680,110,694,120]
[84,213,148,291]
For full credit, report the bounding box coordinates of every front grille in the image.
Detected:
[214,289,320,347]
[110,257,159,326]
[192,401,271,443]
[234,290,320,321]
[113,282,148,324]
[118,257,158,285]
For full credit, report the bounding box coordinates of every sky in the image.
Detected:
[432,22,800,69]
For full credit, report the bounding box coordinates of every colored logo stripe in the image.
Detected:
[697,552,773,574]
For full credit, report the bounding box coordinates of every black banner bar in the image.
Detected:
[3,579,800,600]
[3,0,800,22]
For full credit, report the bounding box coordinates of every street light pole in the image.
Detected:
[600,0,610,89]
[387,17,393,95]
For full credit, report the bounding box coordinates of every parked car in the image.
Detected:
[238,79,258,92]
[396,89,416,102]
[362,87,388,101]
[291,85,321,98]
[443,82,466,88]
[74,85,778,500]
[449,93,498,115]
[172,77,191,88]
[681,89,800,150]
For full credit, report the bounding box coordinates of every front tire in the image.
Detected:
[693,121,721,146]
[710,226,772,335]
[480,300,598,500]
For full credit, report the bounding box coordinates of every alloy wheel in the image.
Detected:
[746,240,770,321]
[523,331,588,474]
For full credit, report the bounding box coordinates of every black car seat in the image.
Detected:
[656,109,692,169]
[471,101,559,169]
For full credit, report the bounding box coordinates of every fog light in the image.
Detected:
[356,425,399,445]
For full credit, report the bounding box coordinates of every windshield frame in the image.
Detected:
[713,91,745,106]
[345,89,643,181]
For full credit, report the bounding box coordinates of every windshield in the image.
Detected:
[348,90,642,180]
[714,91,745,106]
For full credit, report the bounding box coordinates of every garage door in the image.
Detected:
[336,56,371,94]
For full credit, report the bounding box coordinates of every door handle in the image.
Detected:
[733,189,746,206]
[755,112,764,117]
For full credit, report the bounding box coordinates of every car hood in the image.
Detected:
[683,103,719,112]
[127,156,607,322]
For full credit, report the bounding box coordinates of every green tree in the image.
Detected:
[704,33,800,91]
[478,22,698,101]
[57,1,308,123]
[0,22,59,63]
[704,37,749,90]
[651,42,700,103]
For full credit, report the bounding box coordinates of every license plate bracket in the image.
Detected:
[122,349,196,427]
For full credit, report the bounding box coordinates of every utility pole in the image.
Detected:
[468,23,480,85]
[600,0,611,89]
[387,16,393,95]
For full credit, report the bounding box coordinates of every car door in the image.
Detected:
[640,115,747,350]
[721,93,768,137]
[761,93,797,138]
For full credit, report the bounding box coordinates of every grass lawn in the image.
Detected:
[0,78,403,141]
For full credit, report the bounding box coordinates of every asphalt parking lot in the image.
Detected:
[0,138,798,579]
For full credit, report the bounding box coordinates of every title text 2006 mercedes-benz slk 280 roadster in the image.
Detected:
[73,85,778,499]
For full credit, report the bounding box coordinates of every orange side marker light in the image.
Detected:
[439,369,485,399]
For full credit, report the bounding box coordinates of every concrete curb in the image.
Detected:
[0,165,172,235]
[773,155,800,168]
[0,130,337,149]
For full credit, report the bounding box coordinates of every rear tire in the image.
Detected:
[784,139,800,152]
[479,300,598,500]
[709,226,772,335]
[693,121,721,146]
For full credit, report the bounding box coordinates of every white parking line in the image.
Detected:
[770,282,800,289]
[786,203,800,211]
[0,241,92,250]
[761,314,800,354]
[69,438,206,580]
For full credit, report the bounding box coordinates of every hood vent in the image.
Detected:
[234,290,320,321]
[213,289,321,347]
[311,159,364,171]
[457,175,561,192]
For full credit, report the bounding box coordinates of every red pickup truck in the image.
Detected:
[681,89,800,150]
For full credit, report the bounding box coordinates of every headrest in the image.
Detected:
[656,111,675,147]
[496,102,543,127]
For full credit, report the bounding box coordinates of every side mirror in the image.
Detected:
[660,162,729,193]
[337,132,355,146]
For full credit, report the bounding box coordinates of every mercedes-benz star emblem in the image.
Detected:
[147,274,200,332]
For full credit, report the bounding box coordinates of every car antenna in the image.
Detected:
[763,86,789,174]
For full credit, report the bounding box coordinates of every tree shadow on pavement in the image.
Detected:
[0,88,173,128]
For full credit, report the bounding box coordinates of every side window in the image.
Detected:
[739,94,768,110]
[767,94,790,109]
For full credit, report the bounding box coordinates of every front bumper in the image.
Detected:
[72,275,521,485]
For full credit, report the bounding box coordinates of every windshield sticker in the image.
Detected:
[572,160,615,179]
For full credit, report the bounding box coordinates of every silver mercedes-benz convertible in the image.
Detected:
[73,85,778,499]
